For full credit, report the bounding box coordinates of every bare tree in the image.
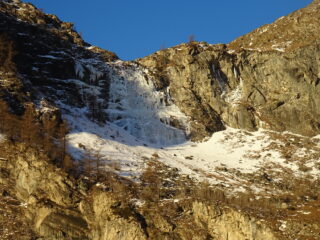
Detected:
[82,147,94,178]
[188,34,195,43]
[83,147,105,180]
[92,147,103,180]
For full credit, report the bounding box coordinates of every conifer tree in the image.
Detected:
[20,103,40,145]
[57,120,68,165]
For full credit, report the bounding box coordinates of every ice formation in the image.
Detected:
[105,63,189,146]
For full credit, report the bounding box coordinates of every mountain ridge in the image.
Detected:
[228,0,319,52]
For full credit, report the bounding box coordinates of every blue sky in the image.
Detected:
[27,0,312,60]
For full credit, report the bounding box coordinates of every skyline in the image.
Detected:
[27,0,312,60]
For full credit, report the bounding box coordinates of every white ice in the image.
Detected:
[105,63,189,146]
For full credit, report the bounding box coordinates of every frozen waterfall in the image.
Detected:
[105,63,189,146]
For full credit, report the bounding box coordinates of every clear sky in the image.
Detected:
[27,0,312,60]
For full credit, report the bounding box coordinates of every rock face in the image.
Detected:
[0,0,117,117]
[0,143,146,240]
[1,142,281,240]
[138,1,320,139]
[192,202,278,240]
[0,143,88,239]
[80,190,147,240]
[139,42,320,140]
[2,0,319,141]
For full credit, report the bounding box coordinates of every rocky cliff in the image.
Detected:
[1,141,285,240]
[0,0,320,239]
[138,0,320,139]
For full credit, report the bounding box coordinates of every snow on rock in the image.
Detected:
[227,50,235,54]
[61,92,320,192]
[63,96,320,192]
[74,57,107,83]
[38,55,61,59]
[272,46,285,52]
[61,105,155,180]
[54,56,320,194]
[271,41,292,52]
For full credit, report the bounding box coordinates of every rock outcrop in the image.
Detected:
[193,202,278,240]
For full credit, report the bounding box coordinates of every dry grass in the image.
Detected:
[0,185,38,240]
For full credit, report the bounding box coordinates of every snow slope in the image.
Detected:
[54,58,320,195]
[62,103,320,194]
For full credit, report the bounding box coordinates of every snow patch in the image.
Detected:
[272,47,285,52]
[278,220,287,231]
[51,53,320,195]
[271,41,292,52]
[61,98,320,193]
[38,55,60,59]
[86,46,96,50]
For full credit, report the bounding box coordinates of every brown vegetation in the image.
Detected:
[0,100,71,169]
[0,34,16,73]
